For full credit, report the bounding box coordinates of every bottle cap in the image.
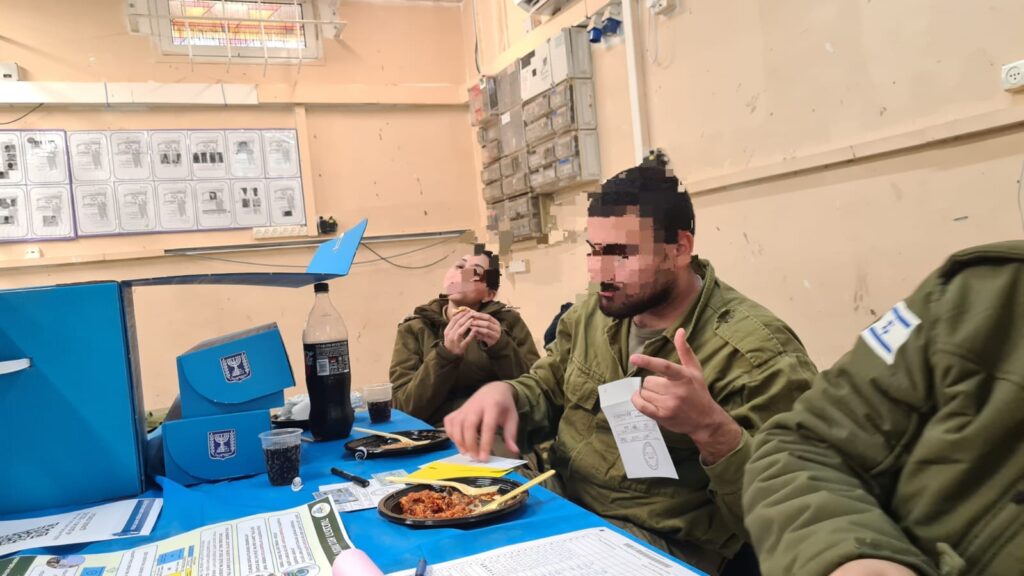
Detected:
[314,282,329,293]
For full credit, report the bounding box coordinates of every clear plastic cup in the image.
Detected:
[259,428,303,486]
[363,383,393,424]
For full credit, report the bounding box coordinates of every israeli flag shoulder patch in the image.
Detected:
[860,301,922,365]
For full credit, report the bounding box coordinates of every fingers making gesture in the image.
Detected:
[629,328,743,465]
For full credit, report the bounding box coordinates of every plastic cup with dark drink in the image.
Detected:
[363,383,393,424]
[259,428,303,486]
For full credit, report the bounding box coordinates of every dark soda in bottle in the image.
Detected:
[303,282,354,441]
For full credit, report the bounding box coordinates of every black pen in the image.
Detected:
[330,467,370,488]
[414,557,428,576]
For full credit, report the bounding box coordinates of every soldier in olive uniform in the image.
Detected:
[390,245,540,427]
[445,162,818,575]
[744,241,1024,576]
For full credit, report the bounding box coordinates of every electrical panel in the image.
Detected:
[523,79,600,193]
[476,27,598,245]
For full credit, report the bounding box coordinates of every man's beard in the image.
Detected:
[597,277,676,319]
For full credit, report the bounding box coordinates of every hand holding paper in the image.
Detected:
[629,328,742,466]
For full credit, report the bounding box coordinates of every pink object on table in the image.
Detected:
[332,549,385,576]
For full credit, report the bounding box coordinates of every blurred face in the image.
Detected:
[443,254,494,307]
[586,214,689,319]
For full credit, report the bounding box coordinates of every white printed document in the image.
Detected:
[598,377,678,479]
[386,528,703,576]
[0,498,162,556]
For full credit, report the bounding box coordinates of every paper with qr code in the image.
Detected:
[0,498,350,576]
[0,498,162,556]
[315,469,407,512]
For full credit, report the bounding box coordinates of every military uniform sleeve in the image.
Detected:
[506,303,576,450]
[743,279,942,576]
[704,350,817,540]
[484,311,541,381]
[389,320,463,422]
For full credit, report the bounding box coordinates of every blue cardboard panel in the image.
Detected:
[163,410,270,486]
[0,282,144,514]
[177,323,294,418]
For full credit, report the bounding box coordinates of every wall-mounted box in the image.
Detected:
[0,62,20,81]
[498,107,527,154]
[483,180,505,204]
[482,161,503,184]
[468,77,498,126]
[549,27,592,84]
[500,150,528,177]
[495,63,522,113]
[502,172,531,199]
[481,139,502,165]
[477,121,500,146]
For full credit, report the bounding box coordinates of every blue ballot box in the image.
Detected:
[162,409,271,486]
[177,324,295,419]
[0,282,147,515]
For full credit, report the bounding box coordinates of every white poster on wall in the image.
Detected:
[0,187,29,240]
[189,131,227,179]
[156,181,196,230]
[0,132,25,184]
[151,131,190,180]
[231,180,269,227]
[262,130,300,178]
[227,130,264,178]
[29,185,72,237]
[115,181,157,232]
[110,131,152,181]
[23,132,68,184]
[195,180,232,228]
[69,132,112,182]
[268,178,305,225]
[74,183,118,235]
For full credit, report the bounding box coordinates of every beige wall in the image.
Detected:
[4,0,1024,410]
[0,0,481,408]
[471,0,1024,367]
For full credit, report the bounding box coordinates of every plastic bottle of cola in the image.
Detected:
[303,282,354,441]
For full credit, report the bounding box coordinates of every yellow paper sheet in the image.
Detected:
[406,463,512,480]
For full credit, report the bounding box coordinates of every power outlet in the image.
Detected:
[649,0,676,16]
[252,225,309,239]
[506,259,529,274]
[1002,60,1024,92]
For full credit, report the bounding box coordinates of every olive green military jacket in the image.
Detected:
[743,241,1024,576]
[509,258,817,560]
[391,297,540,427]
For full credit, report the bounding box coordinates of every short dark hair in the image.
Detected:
[587,162,695,244]
[473,243,501,291]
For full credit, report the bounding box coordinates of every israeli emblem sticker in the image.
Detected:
[220,351,252,383]
[208,429,238,460]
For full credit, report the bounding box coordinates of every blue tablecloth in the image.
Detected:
[6,410,700,574]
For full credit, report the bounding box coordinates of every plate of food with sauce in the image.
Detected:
[377,476,529,527]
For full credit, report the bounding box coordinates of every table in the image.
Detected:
[7,410,700,574]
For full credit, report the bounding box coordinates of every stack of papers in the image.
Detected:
[405,454,528,480]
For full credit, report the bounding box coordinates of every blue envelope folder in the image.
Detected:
[162,409,271,486]
[177,324,294,419]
